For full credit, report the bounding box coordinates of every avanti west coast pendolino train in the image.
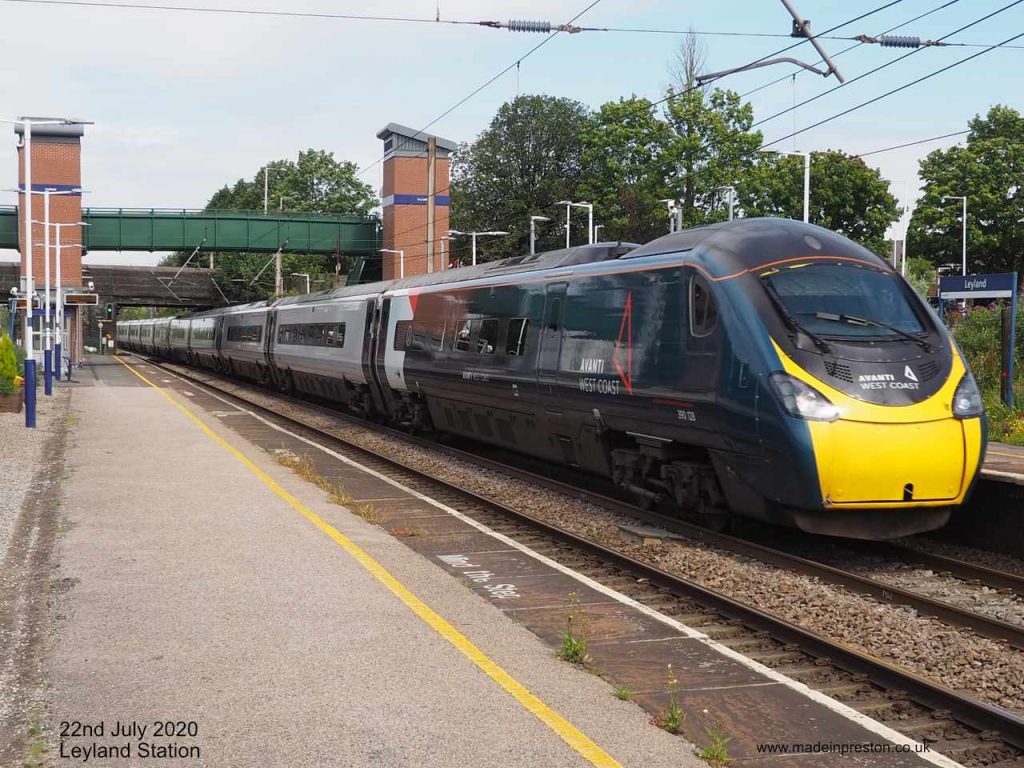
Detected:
[119,218,986,540]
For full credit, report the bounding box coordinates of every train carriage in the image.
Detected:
[219,302,271,381]
[269,290,376,413]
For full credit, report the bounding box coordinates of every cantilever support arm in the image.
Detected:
[697,56,829,85]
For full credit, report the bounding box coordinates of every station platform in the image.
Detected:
[32,356,702,768]
[2,355,978,767]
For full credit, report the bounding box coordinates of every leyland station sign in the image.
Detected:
[939,272,1019,408]
[939,272,1017,300]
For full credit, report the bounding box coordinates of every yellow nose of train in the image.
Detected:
[773,340,985,511]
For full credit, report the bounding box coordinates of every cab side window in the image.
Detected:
[690,275,718,338]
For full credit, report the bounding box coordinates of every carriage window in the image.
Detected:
[278,322,346,347]
[227,324,263,343]
[393,321,411,351]
[454,320,474,352]
[410,322,429,351]
[477,319,499,354]
[690,276,718,338]
[506,318,529,357]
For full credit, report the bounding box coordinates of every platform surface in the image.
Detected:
[29,356,963,767]
[41,356,703,768]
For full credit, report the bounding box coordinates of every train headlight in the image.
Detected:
[952,372,984,418]
[769,372,840,422]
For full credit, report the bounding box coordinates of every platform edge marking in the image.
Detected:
[113,356,622,768]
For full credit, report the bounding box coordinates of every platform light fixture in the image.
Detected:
[529,215,550,255]
[447,230,509,266]
[1,115,92,427]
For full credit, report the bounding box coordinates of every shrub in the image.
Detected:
[0,335,19,394]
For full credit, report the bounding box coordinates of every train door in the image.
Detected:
[368,296,395,416]
[264,308,278,382]
[537,282,567,399]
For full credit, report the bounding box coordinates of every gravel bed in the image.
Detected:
[171,368,1024,715]
[0,390,70,563]
[842,556,1024,628]
[901,535,1024,577]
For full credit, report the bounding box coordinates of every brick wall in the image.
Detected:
[381,155,451,280]
[17,137,84,288]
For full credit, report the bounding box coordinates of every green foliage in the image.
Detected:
[612,685,634,701]
[655,664,685,734]
[118,307,178,321]
[205,149,376,216]
[738,150,900,256]
[663,86,763,229]
[906,257,937,300]
[698,717,733,767]
[556,591,589,665]
[451,94,592,262]
[0,334,19,393]
[949,304,1024,443]
[579,96,675,244]
[161,149,375,302]
[908,105,1024,273]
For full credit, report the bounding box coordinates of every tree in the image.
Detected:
[907,105,1024,274]
[206,150,376,215]
[662,32,763,228]
[579,96,675,244]
[905,256,937,300]
[162,149,375,302]
[450,94,591,262]
[738,151,899,256]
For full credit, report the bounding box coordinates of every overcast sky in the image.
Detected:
[1,0,1021,266]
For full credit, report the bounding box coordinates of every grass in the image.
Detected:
[272,450,390,526]
[556,591,589,665]
[25,705,47,767]
[653,664,685,735]
[612,685,634,701]
[698,714,734,767]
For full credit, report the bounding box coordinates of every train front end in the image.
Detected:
[741,226,985,539]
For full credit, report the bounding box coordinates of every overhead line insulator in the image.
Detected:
[855,34,947,48]
[480,19,582,34]
[507,19,551,33]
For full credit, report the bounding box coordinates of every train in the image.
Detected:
[118,217,986,540]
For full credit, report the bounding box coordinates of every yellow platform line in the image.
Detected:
[114,355,620,768]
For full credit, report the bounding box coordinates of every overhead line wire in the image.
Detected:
[751,0,1024,129]
[853,129,969,157]
[739,0,963,99]
[763,28,1024,148]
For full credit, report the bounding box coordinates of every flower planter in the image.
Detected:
[0,386,24,413]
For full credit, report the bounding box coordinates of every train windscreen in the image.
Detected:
[760,262,926,338]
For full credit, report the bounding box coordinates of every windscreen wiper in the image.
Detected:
[761,283,832,353]
[801,312,934,352]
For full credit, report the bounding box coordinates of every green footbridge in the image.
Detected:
[0,206,380,255]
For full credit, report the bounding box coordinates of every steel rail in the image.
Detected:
[128,353,1024,753]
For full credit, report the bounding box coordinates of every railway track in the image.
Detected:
[129,354,1024,765]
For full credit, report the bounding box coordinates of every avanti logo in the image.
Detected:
[904,365,918,382]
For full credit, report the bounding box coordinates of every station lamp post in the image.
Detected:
[379,248,405,279]
[658,199,678,233]
[1,115,91,428]
[555,201,594,245]
[593,224,605,241]
[715,186,737,221]
[529,215,549,255]
[49,221,89,380]
[766,149,811,223]
[439,234,451,271]
[290,272,310,294]
[447,230,509,266]
[26,187,84,396]
[940,195,968,276]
